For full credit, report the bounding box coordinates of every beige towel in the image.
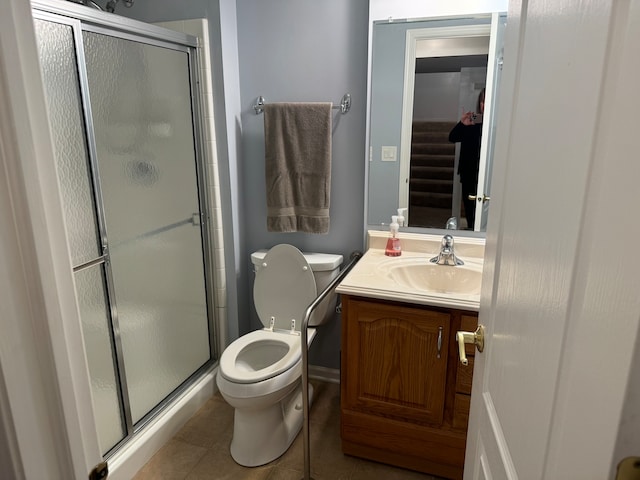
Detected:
[263,102,332,234]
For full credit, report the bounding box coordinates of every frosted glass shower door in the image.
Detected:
[83,33,211,424]
[34,18,125,454]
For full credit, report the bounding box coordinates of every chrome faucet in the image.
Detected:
[430,234,464,266]
[445,216,458,230]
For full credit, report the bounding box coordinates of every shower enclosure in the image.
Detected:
[32,1,217,457]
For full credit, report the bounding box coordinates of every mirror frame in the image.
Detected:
[364,0,508,239]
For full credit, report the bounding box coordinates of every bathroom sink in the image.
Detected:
[335,231,485,310]
[376,257,482,296]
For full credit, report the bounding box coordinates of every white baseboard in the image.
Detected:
[308,365,340,384]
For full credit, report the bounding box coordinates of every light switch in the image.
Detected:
[381,146,397,162]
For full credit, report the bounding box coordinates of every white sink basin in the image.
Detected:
[376,257,482,296]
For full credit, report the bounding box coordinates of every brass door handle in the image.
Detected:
[616,457,640,480]
[468,194,491,203]
[456,325,485,365]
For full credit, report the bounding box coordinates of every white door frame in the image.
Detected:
[0,0,101,477]
[473,13,503,231]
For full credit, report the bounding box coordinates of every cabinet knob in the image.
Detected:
[456,325,485,366]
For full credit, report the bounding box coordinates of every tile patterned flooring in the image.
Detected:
[133,381,441,480]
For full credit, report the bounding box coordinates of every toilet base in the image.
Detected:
[229,382,314,467]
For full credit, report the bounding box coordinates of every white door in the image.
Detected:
[464,0,640,479]
[474,13,506,232]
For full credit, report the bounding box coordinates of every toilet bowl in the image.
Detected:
[216,244,343,467]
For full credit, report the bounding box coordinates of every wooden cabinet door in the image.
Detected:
[343,297,450,426]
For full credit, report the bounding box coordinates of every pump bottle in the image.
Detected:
[397,208,407,227]
[385,215,402,257]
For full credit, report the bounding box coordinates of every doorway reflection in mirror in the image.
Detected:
[408,60,487,230]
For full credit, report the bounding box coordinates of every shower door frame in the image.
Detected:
[32,0,218,459]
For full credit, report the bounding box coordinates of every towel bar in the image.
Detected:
[253,93,351,115]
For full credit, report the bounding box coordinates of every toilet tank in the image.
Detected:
[251,249,343,327]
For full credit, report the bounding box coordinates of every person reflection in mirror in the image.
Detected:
[449,88,485,229]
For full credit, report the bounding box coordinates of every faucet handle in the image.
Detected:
[431,234,464,265]
[442,234,454,251]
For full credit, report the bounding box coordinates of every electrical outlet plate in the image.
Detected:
[381,146,397,162]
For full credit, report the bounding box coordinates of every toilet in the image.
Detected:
[216,244,343,467]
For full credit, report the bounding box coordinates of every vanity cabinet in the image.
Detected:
[340,295,478,480]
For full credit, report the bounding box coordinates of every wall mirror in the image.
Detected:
[366,9,506,233]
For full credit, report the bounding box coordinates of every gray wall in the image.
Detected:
[236,0,368,368]
[123,0,369,368]
[413,73,460,121]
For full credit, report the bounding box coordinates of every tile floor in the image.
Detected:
[133,380,442,480]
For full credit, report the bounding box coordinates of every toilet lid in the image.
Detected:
[254,244,317,331]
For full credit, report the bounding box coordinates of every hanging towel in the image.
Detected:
[263,102,332,234]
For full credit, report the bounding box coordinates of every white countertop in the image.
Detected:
[336,231,485,311]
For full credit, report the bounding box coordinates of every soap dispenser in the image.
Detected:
[397,208,407,227]
[385,215,402,257]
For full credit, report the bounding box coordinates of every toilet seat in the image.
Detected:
[219,245,320,386]
[219,329,316,384]
[254,244,317,332]
[219,330,298,384]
